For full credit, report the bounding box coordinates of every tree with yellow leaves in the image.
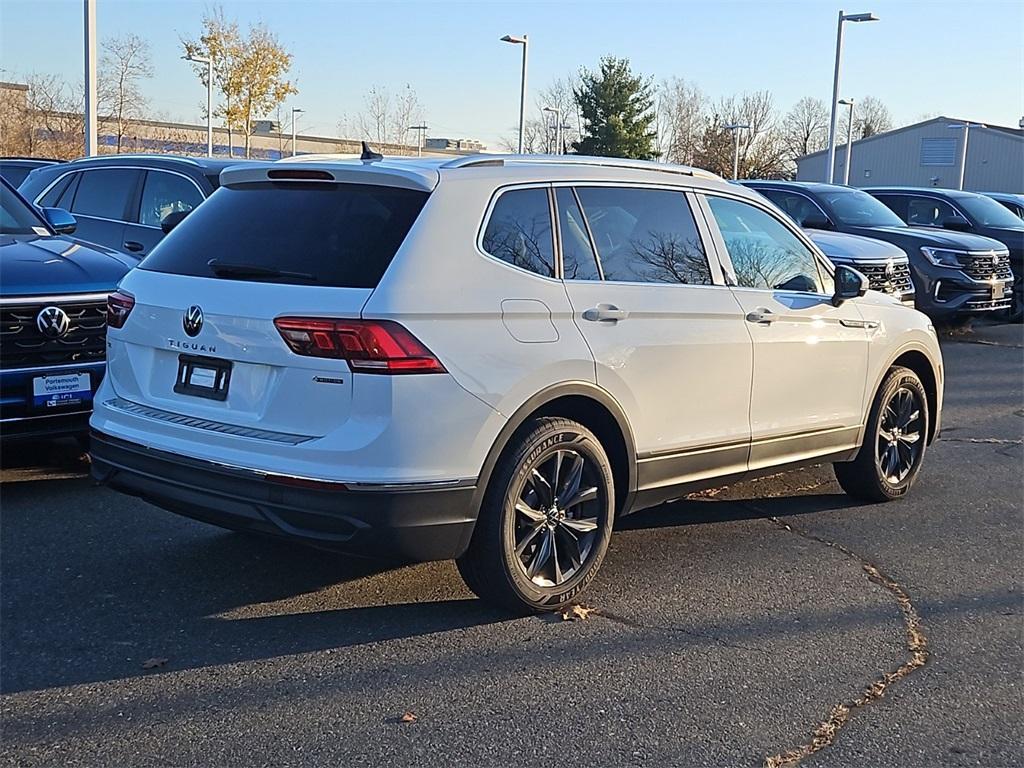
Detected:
[182,6,297,158]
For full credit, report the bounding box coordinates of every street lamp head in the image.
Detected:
[501,34,527,45]
[948,122,985,130]
[724,123,751,131]
[542,106,559,114]
[183,54,211,65]
[292,107,304,115]
[838,98,854,106]
[841,12,879,22]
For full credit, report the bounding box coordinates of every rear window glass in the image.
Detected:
[140,182,429,288]
[0,165,31,187]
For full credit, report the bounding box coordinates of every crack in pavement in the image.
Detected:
[753,513,930,768]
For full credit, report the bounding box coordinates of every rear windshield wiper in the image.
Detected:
[207,259,317,282]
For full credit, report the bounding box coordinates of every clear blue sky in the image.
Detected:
[1,0,1021,149]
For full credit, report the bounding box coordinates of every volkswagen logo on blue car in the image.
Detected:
[35,306,71,339]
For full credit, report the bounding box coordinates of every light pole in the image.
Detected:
[724,123,749,180]
[838,98,855,185]
[84,0,97,156]
[290,107,304,157]
[949,121,985,190]
[408,124,428,157]
[501,34,528,154]
[542,106,561,154]
[826,10,878,183]
[184,53,213,157]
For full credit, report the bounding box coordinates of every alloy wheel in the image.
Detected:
[513,448,602,588]
[877,386,923,485]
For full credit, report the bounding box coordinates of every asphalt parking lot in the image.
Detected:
[1,325,1021,768]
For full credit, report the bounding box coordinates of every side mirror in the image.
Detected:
[41,207,76,235]
[160,209,190,234]
[832,264,869,306]
[801,214,832,231]
[941,215,971,232]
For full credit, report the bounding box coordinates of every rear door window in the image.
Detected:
[70,168,139,220]
[140,182,429,288]
[555,187,601,281]
[482,188,555,277]
[574,186,712,285]
[137,171,205,227]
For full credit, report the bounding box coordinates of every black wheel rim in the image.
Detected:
[877,386,923,485]
[513,448,602,588]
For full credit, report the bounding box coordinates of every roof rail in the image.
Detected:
[69,153,203,166]
[442,153,720,180]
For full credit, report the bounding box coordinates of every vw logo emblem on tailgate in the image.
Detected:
[183,305,204,337]
[36,306,71,338]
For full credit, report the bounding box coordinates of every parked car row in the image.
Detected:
[741,181,1021,322]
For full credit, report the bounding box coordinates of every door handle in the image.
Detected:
[582,304,628,323]
[745,308,776,325]
[123,240,144,253]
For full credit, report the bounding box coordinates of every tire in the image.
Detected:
[834,366,929,503]
[457,417,615,614]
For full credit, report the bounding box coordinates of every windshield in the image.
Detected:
[820,188,907,228]
[0,182,48,236]
[958,194,1024,229]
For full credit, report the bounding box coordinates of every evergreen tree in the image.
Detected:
[573,56,658,159]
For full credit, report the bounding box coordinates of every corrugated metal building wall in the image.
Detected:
[796,117,1023,193]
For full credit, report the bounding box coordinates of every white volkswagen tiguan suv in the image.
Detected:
[91,154,943,612]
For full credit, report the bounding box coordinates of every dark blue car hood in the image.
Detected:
[0,234,136,297]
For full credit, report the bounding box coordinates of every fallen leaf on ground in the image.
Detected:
[141,657,168,669]
[561,604,596,621]
[400,711,417,723]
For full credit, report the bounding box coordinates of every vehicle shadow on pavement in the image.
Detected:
[618,490,856,531]
[0,478,511,694]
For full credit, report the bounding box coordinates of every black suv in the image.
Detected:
[741,181,1014,321]
[18,155,255,258]
[865,187,1024,321]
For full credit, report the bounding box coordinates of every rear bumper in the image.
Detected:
[89,430,479,562]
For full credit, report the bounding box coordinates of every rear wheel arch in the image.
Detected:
[471,383,637,520]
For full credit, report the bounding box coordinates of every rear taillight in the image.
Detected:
[273,317,446,374]
[107,290,135,329]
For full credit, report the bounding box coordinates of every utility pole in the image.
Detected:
[826,11,879,183]
[83,0,97,156]
[291,107,304,157]
[501,34,529,153]
[724,123,749,180]
[838,98,855,185]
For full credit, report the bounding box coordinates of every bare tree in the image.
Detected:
[854,95,893,138]
[499,75,580,154]
[655,76,707,165]
[99,33,153,153]
[782,96,829,162]
[695,91,787,179]
[351,85,424,152]
[0,73,85,159]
